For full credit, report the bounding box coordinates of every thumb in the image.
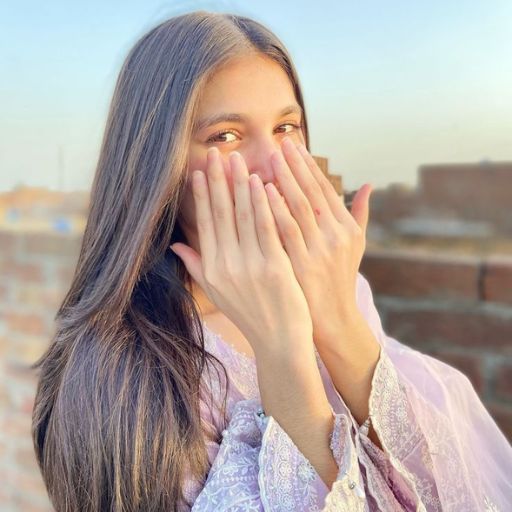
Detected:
[350,183,372,234]
[170,242,205,289]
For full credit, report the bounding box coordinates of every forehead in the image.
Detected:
[196,53,298,115]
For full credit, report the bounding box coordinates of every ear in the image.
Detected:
[170,243,205,290]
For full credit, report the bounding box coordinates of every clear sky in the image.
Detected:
[1,0,511,192]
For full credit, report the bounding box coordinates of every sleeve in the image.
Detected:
[323,271,512,512]
[188,398,331,511]
[182,271,512,511]
[187,394,415,511]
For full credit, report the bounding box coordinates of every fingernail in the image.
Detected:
[207,147,218,158]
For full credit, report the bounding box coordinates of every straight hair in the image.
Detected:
[31,10,310,511]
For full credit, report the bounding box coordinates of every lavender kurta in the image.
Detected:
[182,272,512,511]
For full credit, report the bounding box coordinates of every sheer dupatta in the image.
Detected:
[357,272,512,511]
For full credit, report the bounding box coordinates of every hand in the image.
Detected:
[170,146,314,358]
[263,136,373,350]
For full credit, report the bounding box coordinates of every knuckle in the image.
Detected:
[213,206,227,221]
[256,216,275,235]
[237,209,251,224]
[304,180,321,197]
[218,256,242,280]
[196,217,212,234]
[291,196,311,217]
[327,231,349,249]
[282,219,299,239]
[262,262,282,282]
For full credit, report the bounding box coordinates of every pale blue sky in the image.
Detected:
[1,0,511,192]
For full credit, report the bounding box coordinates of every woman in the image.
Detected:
[31,10,512,512]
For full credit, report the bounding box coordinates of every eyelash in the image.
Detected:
[206,123,301,144]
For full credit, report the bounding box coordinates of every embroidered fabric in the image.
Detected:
[182,272,512,511]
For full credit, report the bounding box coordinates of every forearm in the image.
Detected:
[254,342,339,489]
[316,309,383,449]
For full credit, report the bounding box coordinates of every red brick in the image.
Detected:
[10,471,50,509]
[0,258,43,282]
[19,231,81,259]
[384,307,512,354]
[486,401,512,443]
[12,495,53,512]
[327,174,343,196]
[0,282,8,301]
[14,286,64,311]
[0,230,20,253]
[361,249,480,300]
[425,348,485,396]
[312,155,328,175]
[0,335,8,359]
[21,395,36,414]
[6,336,49,369]
[55,263,76,287]
[3,310,47,336]
[4,362,40,387]
[0,411,32,438]
[483,255,512,305]
[494,360,512,401]
[15,445,41,473]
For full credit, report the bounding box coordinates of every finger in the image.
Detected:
[191,169,217,264]
[249,173,283,257]
[230,151,262,257]
[281,137,337,233]
[265,182,308,265]
[296,142,354,226]
[206,147,239,251]
[271,149,319,249]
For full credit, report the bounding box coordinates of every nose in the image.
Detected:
[241,137,283,186]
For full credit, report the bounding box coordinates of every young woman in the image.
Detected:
[31,10,512,512]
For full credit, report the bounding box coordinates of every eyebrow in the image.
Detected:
[193,104,303,133]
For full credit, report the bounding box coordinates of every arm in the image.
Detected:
[254,339,338,489]
[314,306,383,448]
[325,271,512,511]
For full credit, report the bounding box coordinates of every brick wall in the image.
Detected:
[360,248,512,440]
[0,230,81,512]
[1,229,511,510]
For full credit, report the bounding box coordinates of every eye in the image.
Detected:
[275,123,301,134]
[206,123,301,144]
[206,130,239,144]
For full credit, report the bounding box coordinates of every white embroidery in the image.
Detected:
[484,494,501,512]
[195,322,473,511]
[257,411,323,511]
[323,413,367,511]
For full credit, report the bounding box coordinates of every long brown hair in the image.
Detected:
[31,10,310,511]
